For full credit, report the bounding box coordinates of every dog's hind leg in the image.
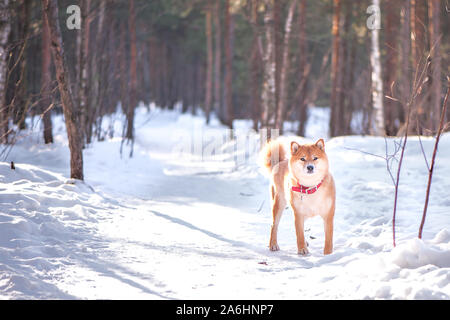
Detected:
[269,190,285,251]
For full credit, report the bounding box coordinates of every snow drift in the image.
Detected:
[0,105,449,299]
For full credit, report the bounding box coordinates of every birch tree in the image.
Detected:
[368,0,385,136]
[261,0,276,132]
[79,0,91,145]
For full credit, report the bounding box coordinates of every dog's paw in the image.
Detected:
[297,247,309,255]
[269,244,280,251]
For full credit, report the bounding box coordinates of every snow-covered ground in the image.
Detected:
[1,105,449,299]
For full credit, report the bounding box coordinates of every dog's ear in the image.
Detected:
[315,139,325,151]
[291,141,300,155]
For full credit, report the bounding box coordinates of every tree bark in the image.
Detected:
[0,0,11,144]
[369,0,385,136]
[275,0,297,133]
[42,0,83,180]
[205,7,213,124]
[41,5,53,144]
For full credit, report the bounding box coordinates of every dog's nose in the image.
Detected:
[307,165,314,172]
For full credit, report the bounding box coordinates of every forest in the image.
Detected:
[0,0,448,179]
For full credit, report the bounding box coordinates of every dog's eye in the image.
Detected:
[313,157,318,161]
[300,157,306,161]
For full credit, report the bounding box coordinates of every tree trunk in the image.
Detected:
[329,0,341,137]
[261,0,276,132]
[119,22,128,120]
[126,0,137,141]
[41,5,53,144]
[223,0,233,128]
[160,41,168,108]
[296,0,308,137]
[369,0,385,136]
[250,0,262,131]
[428,0,441,132]
[275,0,297,133]
[410,0,428,133]
[399,1,412,134]
[191,60,198,114]
[0,0,11,144]
[91,0,107,142]
[79,0,91,145]
[339,1,354,135]
[205,7,213,124]
[213,0,222,121]
[273,0,281,115]
[149,36,160,105]
[42,0,83,180]
[383,0,399,136]
[13,0,29,130]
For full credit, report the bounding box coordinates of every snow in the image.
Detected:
[1,105,449,299]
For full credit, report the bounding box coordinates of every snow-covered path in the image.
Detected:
[1,106,449,299]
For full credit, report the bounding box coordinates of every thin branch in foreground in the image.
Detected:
[418,76,450,239]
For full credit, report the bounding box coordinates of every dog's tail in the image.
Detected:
[259,139,287,175]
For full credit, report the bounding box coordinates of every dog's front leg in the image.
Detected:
[323,214,334,255]
[293,211,308,255]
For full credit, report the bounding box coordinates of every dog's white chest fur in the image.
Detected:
[289,186,333,219]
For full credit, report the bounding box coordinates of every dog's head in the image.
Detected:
[289,139,329,185]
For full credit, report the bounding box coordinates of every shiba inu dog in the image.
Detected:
[261,138,335,255]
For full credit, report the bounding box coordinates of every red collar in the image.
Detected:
[292,180,323,194]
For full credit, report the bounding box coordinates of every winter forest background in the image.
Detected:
[1,0,448,154]
[0,0,449,300]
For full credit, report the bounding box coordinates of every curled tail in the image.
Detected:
[259,139,287,174]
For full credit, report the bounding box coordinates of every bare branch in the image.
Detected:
[419,77,450,239]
